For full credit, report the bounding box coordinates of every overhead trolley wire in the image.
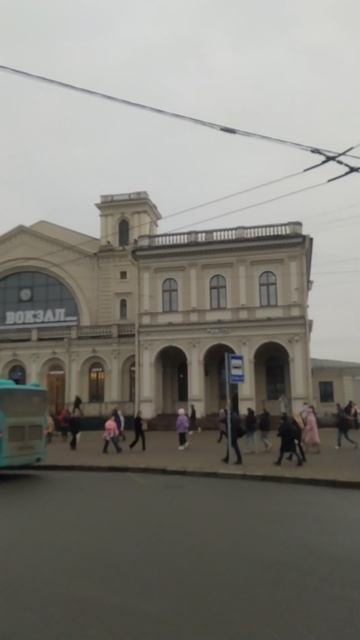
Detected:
[1,64,360,162]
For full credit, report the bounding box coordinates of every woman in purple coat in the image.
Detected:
[176,408,190,450]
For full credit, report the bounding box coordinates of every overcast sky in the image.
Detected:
[1,0,360,360]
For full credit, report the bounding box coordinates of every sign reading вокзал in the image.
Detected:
[4,308,77,326]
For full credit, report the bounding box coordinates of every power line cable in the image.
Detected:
[7,163,325,266]
[1,64,360,162]
[166,180,329,234]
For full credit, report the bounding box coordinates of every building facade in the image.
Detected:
[0,191,315,419]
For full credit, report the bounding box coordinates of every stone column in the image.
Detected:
[188,342,205,417]
[288,336,308,412]
[30,354,39,384]
[237,341,256,413]
[111,352,119,401]
[69,353,79,403]
[139,343,154,419]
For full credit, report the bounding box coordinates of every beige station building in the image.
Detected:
[0,191,358,421]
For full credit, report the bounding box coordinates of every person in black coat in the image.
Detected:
[274,414,303,466]
[245,408,257,453]
[129,410,146,451]
[258,409,271,451]
[336,403,358,449]
[222,411,242,465]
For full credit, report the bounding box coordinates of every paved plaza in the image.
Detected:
[43,428,360,485]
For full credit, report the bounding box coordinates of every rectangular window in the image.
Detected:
[120,271,127,280]
[319,381,334,403]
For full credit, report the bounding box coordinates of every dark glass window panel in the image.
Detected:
[266,357,285,400]
[120,299,127,319]
[0,271,79,326]
[119,219,129,246]
[319,381,334,403]
[89,363,105,403]
[19,273,33,287]
[9,365,26,385]
[210,274,227,309]
[162,279,178,312]
[259,271,278,307]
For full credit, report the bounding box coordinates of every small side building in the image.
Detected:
[311,358,360,418]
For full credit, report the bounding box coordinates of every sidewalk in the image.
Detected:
[41,428,360,488]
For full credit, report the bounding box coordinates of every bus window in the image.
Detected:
[0,389,48,418]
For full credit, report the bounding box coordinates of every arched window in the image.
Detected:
[9,364,26,385]
[89,362,105,403]
[210,274,227,309]
[118,219,129,246]
[266,357,285,400]
[259,271,278,307]
[120,299,127,320]
[162,278,178,312]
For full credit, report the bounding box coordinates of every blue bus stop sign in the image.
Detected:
[229,354,244,383]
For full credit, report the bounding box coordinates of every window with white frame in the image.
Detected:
[259,271,278,306]
[162,278,178,312]
[210,274,227,309]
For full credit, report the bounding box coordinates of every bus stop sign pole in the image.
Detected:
[225,354,245,462]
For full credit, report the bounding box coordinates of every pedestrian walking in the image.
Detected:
[287,412,306,463]
[258,408,272,451]
[222,411,243,465]
[217,408,227,443]
[129,410,146,451]
[58,406,70,442]
[304,405,321,454]
[176,408,190,450]
[353,404,359,430]
[274,414,303,466]
[46,414,55,444]
[335,403,358,449]
[103,414,122,454]
[189,404,197,434]
[116,408,126,441]
[72,395,83,414]
[300,402,309,423]
[245,408,257,453]
[69,406,82,451]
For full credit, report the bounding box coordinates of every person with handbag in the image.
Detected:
[129,410,146,451]
[103,414,122,454]
[176,408,190,450]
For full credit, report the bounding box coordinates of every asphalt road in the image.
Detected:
[1,471,360,640]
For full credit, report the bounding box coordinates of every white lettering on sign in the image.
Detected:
[4,308,76,326]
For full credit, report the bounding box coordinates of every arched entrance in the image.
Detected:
[155,346,188,414]
[204,344,238,415]
[46,362,65,413]
[254,342,291,415]
[8,363,26,385]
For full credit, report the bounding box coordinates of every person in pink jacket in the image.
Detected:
[103,415,122,454]
[176,408,189,451]
[304,405,321,453]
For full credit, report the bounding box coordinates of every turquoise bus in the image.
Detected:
[0,379,47,469]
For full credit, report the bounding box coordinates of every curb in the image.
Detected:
[37,464,360,490]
